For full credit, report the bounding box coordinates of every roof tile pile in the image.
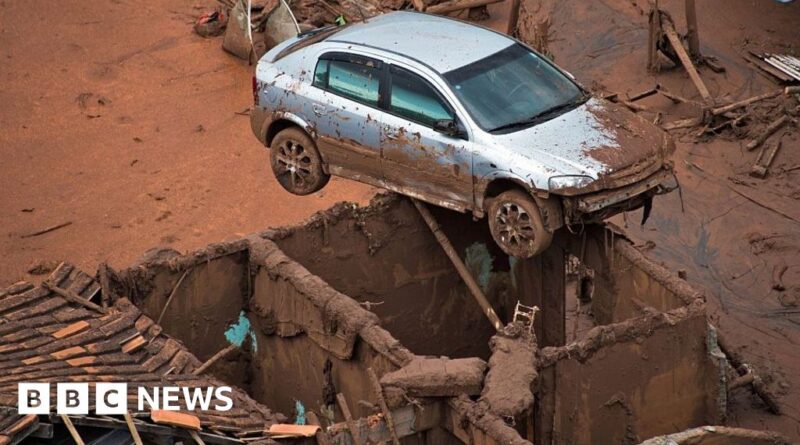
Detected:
[0,263,289,445]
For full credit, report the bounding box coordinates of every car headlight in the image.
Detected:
[548,175,595,193]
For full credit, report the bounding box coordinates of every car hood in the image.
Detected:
[490,98,667,179]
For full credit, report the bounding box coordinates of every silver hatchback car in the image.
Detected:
[250,12,677,258]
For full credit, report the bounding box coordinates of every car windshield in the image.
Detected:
[444,44,586,133]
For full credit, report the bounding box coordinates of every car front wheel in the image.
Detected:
[487,189,553,258]
[270,127,330,195]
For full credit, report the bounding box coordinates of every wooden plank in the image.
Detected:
[412,199,502,331]
[42,282,107,315]
[192,344,238,376]
[426,0,504,14]
[61,415,86,445]
[336,393,364,445]
[124,411,144,445]
[366,368,400,445]
[662,23,714,105]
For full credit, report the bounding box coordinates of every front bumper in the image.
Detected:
[564,168,677,222]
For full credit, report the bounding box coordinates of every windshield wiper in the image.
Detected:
[489,94,589,133]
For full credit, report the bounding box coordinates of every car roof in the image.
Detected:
[325,11,514,74]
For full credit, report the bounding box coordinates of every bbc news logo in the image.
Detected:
[18,383,233,415]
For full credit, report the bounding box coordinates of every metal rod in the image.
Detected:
[411,199,503,331]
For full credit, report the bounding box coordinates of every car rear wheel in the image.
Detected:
[270,127,329,195]
[487,189,553,258]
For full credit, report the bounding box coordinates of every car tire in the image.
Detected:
[487,189,553,258]
[270,127,330,196]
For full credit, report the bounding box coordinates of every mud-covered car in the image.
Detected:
[250,12,677,258]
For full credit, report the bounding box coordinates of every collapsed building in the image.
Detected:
[2,194,786,444]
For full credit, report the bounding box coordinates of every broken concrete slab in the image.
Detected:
[380,356,486,397]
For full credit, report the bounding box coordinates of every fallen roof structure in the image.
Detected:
[0,264,294,445]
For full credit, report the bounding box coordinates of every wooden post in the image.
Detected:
[684,0,700,59]
[513,236,565,347]
[647,0,661,71]
[663,23,714,105]
[507,0,521,35]
[367,368,401,445]
[61,415,85,445]
[412,199,503,331]
[124,412,144,445]
[336,393,365,445]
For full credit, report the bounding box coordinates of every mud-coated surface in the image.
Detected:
[269,195,518,360]
[0,0,375,288]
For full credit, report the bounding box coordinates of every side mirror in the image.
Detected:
[433,119,463,138]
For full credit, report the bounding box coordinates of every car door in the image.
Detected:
[306,52,384,184]
[381,65,473,210]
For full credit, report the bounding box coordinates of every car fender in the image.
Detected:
[264,111,317,140]
[476,170,563,232]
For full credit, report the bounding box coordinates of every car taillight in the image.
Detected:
[252,75,259,106]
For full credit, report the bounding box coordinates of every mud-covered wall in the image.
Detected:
[268,195,519,359]
[563,225,699,325]
[113,243,251,386]
[536,302,721,445]
[248,237,415,419]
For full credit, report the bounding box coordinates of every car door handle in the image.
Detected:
[312,104,326,116]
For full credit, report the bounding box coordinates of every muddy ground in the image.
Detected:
[0,0,375,286]
[1,0,799,441]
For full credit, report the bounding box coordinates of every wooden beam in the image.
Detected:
[684,0,700,59]
[662,23,714,105]
[193,343,238,375]
[367,368,400,445]
[426,0,504,15]
[336,393,365,445]
[42,281,108,314]
[124,412,144,445]
[61,415,85,445]
[412,199,503,331]
[711,89,782,116]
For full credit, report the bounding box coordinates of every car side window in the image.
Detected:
[313,54,381,107]
[389,66,454,127]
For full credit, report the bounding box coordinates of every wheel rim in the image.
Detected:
[275,139,314,190]
[495,202,535,249]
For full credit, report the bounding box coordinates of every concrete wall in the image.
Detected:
[535,302,722,445]
[562,225,700,325]
[113,243,251,387]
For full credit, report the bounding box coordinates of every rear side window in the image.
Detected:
[313,54,381,107]
[389,66,453,127]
